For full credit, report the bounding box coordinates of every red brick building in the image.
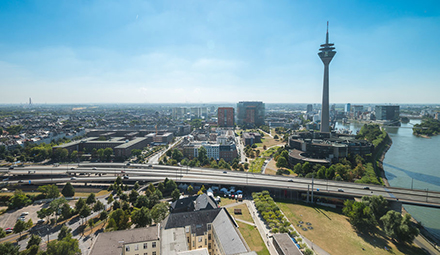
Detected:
[217,107,235,127]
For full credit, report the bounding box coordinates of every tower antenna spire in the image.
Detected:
[326,21,329,44]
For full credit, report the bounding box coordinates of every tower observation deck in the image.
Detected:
[318,22,336,133]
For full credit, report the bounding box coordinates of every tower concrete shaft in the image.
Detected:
[318,22,336,132]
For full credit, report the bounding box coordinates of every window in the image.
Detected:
[152,252,156,255]
[205,239,207,245]
[208,243,211,250]
[144,253,148,255]
[125,246,130,252]
[135,244,139,251]
[198,237,202,242]
[152,242,156,248]
[208,234,211,240]
[207,224,211,231]
[143,243,148,249]
[193,241,195,247]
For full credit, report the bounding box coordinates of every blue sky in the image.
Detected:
[0,0,439,104]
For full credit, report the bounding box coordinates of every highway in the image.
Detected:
[1,164,440,208]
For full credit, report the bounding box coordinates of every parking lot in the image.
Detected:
[0,203,45,231]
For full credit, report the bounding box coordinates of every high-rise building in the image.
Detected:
[236,101,265,127]
[375,105,400,121]
[306,104,313,113]
[217,107,235,127]
[318,22,336,133]
[345,103,351,113]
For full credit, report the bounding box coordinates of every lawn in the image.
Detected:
[219,197,239,207]
[277,201,426,255]
[238,222,270,255]
[249,158,265,173]
[75,190,110,198]
[226,203,254,223]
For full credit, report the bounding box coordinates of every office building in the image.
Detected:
[306,104,313,113]
[375,105,400,121]
[217,107,234,127]
[236,101,265,127]
[345,103,351,113]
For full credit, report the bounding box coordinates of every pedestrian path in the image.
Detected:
[234,218,256,227]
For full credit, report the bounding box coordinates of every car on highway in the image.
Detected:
[338,188,344,192]
[70,177,77,180]
[121,170,126,173]
[9,166,14,170]
[223,171,227,174]
[126,163,131,166]
[92,167,97,170]
[70,168,75,170]
[363,186,370,190]
[18,180,24,183]
[123,175,129,179]
[2,178,9,181]
[287,179,293,182]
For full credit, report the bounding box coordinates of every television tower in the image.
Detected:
[318,22,336,132]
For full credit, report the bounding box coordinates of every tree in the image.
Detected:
[13,220,27,237]
[343,200,376,230]
[113,200,121,210]
[38,184,60,199]
[8,189,31,209]
[0,228,5,238]
[107,194,114,204]
[93,200,105,212]
[75,198,86,214]
[45,235,81,255]
[131,149,142,157]
[129,189,139,204]
[52,148,69,162]
[26,219,33,230]
[104,147,113,161]
[171,149,183,162]
[131,207,152,228]
[151,203,168,223]
[27,234,41,249]
[61,203,73,220]
[79,206,91,222]
[171,188,181,202]
[134,181,140,190]
[110,209,131,230]
[62,182,75,197]
[380,211,419,243]
[198,146,208,164]
[50,197,68,224]
[187,185,194,194]
[276,157,288,168]
[135,195,149,208]
[361,195,389,222]
[86,193,96,205]
[58,225,72,241]
[274,134,279,139]
[37,208,53,224]
[88,219,95,233]
[165,179,177,192]
[100,211,108,224]
[0,242,19,255]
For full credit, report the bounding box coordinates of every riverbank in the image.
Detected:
[379,133,440,250]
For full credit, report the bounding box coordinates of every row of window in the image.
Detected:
[125,242,157,252]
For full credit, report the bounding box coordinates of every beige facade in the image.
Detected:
[123,240,160,255]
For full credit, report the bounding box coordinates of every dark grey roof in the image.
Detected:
[195,194,218,211]
[212,209,249,255]
[170,196,196,212]
[90,225,159,255]
[164,208,221,236]
[272,233,302,255]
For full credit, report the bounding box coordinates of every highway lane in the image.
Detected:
[2,165,440,207]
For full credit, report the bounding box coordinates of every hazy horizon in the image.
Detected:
[1,1,439,104]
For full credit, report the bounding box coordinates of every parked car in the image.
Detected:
[5,228,13,234]
[37,219,46,224]
[20,212,29,216]
[17,217,26,221]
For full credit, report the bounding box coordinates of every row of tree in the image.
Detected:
[343,195,419,244]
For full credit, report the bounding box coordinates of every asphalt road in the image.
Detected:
[2,164,440,208]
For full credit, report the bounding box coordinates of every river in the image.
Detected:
[335,120,440,240]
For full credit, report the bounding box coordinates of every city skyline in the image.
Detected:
[1,1,440,104]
